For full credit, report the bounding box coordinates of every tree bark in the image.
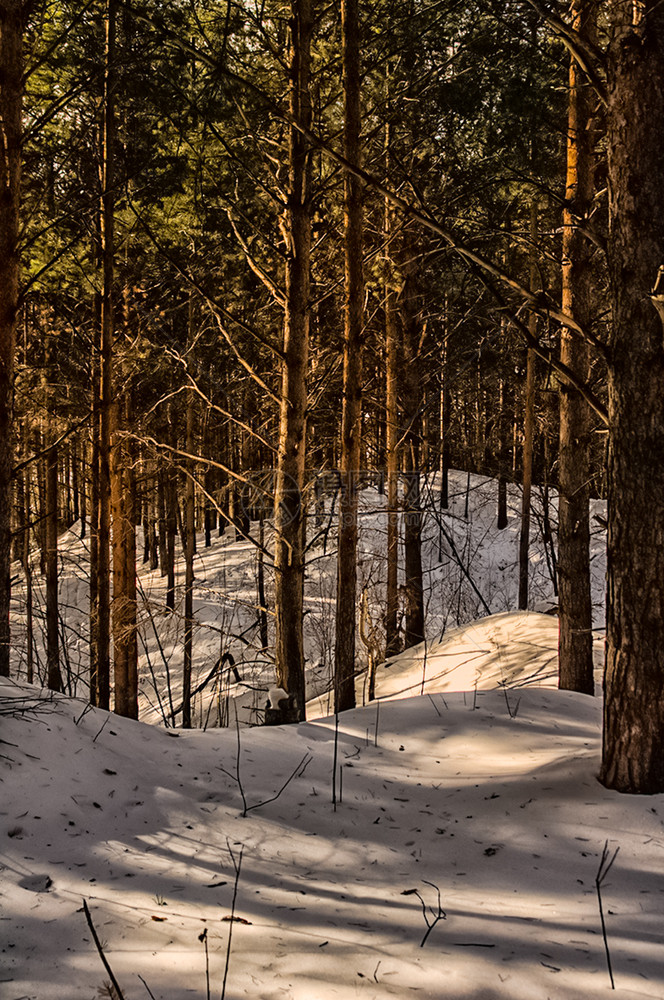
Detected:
[334,0,363,714]
[21,466,34,684]
[95,0,117,711]
[518,202,538,611]
[157,465,168,576]
[111,396,138,719]
[384,84,400,658]
[45,442,62,691]
[273,0,314,721]
[257,516,269,651]
[385,278,400,656]
[401,258,424,648]
[558,0,595,695]
[439,336,450,512]
[600,2,664,793]
[89,288,101,704]
[497,375,508,530]
[165,470,176,610]
[0,2,23,676]
[182,299,197,728]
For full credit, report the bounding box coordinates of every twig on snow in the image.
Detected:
[138,974,157,999]
[82,899,127,1000]
[596,839,619,990]
[332,713,339,810]
[198,927,211,1000]
[218,710,311,816]
[402,881,447,947]
[221,841,244,1000]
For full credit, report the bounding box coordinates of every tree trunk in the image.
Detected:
[166,470,176,610]
[600,2,664,793]
[558,0,595,695]
[80,433,87,540]
[518,345,535,609]
[497,376,508,529]
[334,0,363,714]
[182,300,196,728]
[157,466,168,576]
[401,259,425,648]
[273,0,314,721]
[518,202,538,611]
[95,0,117,711]
[384,95,400,659]
[0,2,22,676]
[111,396,138,719]
[385,280,400,656]
[439,337,450,511]
[257,516,269,651]
[21,467,34,684]
[89,290,101,704]
[45,442,62,691]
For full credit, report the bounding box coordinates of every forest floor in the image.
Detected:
[4,472,662,999]
[2,631,664,1000]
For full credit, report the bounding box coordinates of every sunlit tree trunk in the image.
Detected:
[111,394,138,719]
[518,201,538,610]
[89,285,101,704]
[384,77,401,658]
[42,313,62,692]
[401,256,424,648]
[45,440,62,691]
[95,0,117,710]
[334,0,363,713]
[273,0,314,720]
[21,466,34,684]
[182,299,197,727]
[385,278,400,656]
[0,2,23,676]
[558,0,596,695]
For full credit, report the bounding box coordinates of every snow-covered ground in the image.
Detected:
[7,471,608,726]
[2,635,663,1000]
[5,471,650,1000]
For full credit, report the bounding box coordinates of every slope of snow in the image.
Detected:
[7,471,608,729]
[309,610,605,717]
[2,639,663,1000]
[3,470,636,999]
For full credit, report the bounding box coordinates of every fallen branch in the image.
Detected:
[402,881,447,947]
[82,900,127,1000]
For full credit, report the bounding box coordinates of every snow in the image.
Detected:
[5,472,660,999]
[8,472,608,728]
[3,631,664,999]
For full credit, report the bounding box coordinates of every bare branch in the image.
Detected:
[226,211,286,306]
[82,900,127,1000]
[523,0,607,106]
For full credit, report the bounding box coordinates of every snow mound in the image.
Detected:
[309,611,605,717]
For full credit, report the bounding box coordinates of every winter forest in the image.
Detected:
[2,2,664,998]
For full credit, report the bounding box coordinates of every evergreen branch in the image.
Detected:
[24,0,96,82]
[121,0,611,374]
[125,199,285,364]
